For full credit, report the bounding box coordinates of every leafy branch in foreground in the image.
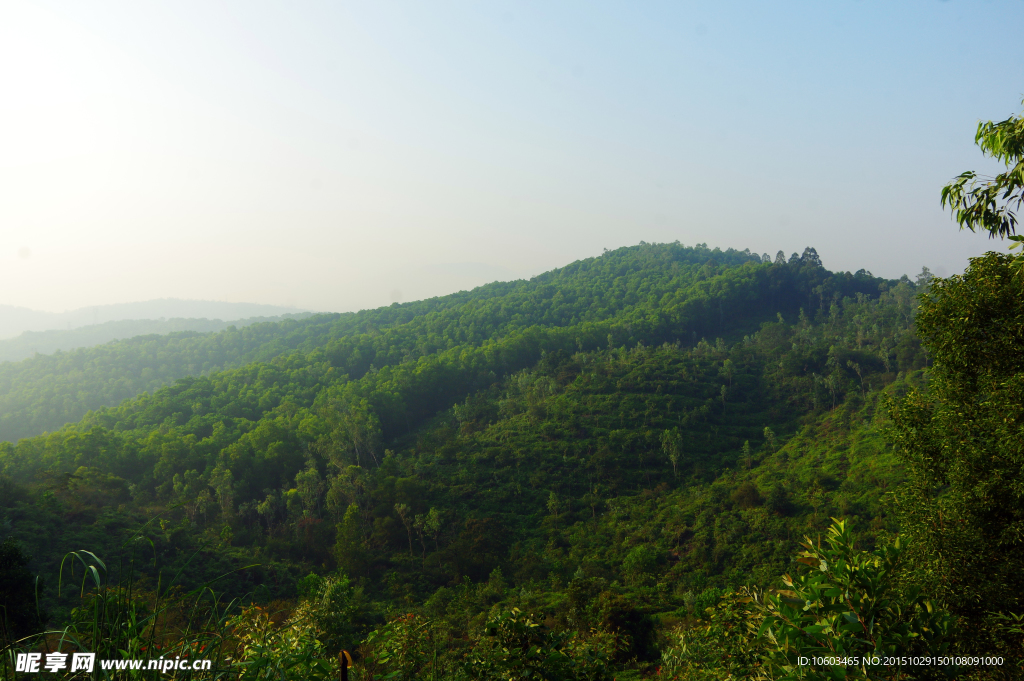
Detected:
[941,98,1024,241]
[659,519,955,681]
[756,519,953,680]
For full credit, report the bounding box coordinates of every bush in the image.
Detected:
[730,482,763,509]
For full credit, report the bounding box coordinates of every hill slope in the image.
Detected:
[0,242,928,674]
[1,243,847,443]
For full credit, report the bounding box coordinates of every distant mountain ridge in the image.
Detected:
[0,314,313,363]
[0,299,310,340]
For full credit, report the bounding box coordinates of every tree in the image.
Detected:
[885,251,1024,655]
[884,98,1024,658]
[662,427,683,478]
[915,266,934,290]
[295,463,325,518]
[210,464,235,518]
[799,247,822,267]
[622,545,659,586]
[941,99,1024,240]
[0,539,46,644]
[294,573,359,655]
[941,98,1024,269]
[730,481,761,509]
[423,507,444,551]
[172,469,204,522]
[334,504,369,577]
[846,360,865,396]
[324,400,383,468]
[412,514,429,558]
[394,503,414,555]
[722,358,734,387]
[256,491,282,532]
[546,491,561,522]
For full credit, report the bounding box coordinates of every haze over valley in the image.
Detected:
[0,299,307,340]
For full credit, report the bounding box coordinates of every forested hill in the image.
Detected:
[0,314,335,444]
[0,279,529,443]
[0,244,881,445]
[0,243,870,444]
[0,241,936,676]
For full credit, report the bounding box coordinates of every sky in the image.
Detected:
[2,1,1023,314]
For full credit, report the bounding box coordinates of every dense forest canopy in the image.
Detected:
[0,243,888,445]
[2,240,976,680]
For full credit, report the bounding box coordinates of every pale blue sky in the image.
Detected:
[2,1,1023,312]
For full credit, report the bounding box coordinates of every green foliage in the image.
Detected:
[660,520,956,681]
[2,100,1023,680]
[0,538,45,644]
[361,608,618,681]
[622,545,660,585]
[886,251,1024,657]
[0,544,246,681]
[362,613,439,680]
[292,573,360,655]
[228,604,335,681]
[0,242,943,679]
[0,315,341,443]
[731,481,763,509]
[660,591,763,680]
[757,519,954,680]
[941,98,1024,240]
[463,608,616,681]
[0,545,357,681]
[1,243,883,446]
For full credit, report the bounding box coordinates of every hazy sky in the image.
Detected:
[3,1,1023,313]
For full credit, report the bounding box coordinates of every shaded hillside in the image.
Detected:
[0,244,926,627]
